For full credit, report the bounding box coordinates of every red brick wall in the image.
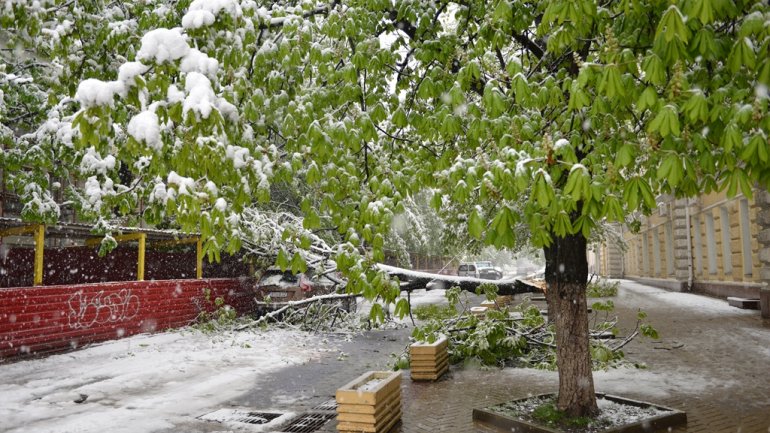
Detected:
[0,278,255,359]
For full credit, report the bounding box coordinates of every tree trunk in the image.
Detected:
[543,232,598,418]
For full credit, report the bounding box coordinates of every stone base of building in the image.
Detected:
[760,287,770,319]
[625,276,765,301]
[626,277,688,292]
[691,280,763,300]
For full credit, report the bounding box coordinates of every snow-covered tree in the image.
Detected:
[4,0,770,418]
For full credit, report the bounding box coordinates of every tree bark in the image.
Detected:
[543,232,598,418]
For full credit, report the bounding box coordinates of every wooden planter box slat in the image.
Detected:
[337,402,402,423]
[409,337,448,355]
[411,351,449,366]
[412,358,448,373]
[480,300,498,309]
[409,336,449,381]
[336,371,402,405]
[338,408,401,433]
[336,371,402,433]
[410,368,448,381]
[337,390,401,416]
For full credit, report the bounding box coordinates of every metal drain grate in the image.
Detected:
[198,409,283,425]
[311,398,337,411]
[280,412,335,433]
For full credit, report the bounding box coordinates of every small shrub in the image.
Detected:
[531,402,592,428]
[194,289,238,332]
[587,279,619,297]
[412,304,457,321]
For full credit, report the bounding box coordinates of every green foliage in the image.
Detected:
[1,2,766,404]
[194,289,238,332]
[4,0,768,279]
[587,279,619,298]
[411,289,632,370]
[532,402,592,428]
[412,304,457,321]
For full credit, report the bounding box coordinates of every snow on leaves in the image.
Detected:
[3,1,770,312]
[137,28,191,64]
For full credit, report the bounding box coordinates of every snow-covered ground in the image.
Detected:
[0,328,334,433]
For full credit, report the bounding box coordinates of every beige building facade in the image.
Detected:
[592,189,770,317]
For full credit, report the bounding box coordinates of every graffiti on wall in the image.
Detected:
[67,288,140,329]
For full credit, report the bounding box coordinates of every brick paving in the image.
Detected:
[182,280,770,433]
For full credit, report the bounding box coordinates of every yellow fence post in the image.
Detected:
[0,224,46,286]
[137,233,146,281]
[34,224,45,286]
[196,238,203,279]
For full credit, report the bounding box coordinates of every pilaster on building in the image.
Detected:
[594,189,770,318]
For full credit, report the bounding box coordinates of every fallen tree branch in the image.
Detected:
[377,264,541,295]
[611,330,638,352]
[236,292,361,330]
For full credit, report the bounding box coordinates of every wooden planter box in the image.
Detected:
[480,300,498,310]
[470,306,488,317]
[409,335,449,381]
[336,370,402,433]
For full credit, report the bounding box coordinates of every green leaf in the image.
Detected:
[394,298,410,319]
[486,207,516,248]
[615,144,634,167]
[687,0,714,24]
[430,191,443,210]
[602,196,624,222]
[683,91,709,123]
[276,248,290,271]
[599,64,624,98]
[648,105,680,137]
[728,37,756,73]
[483,84,507,117]
[392,106,408,128]
[656,5,690,44]
[721,124,742,152]
[641,54,666,85]
[493,0,512,22]
[636,87,658,112]
[638,179,656,208]
[468,208,484,239]
[553,211,573,237]
[369,303,385,323]
[290,252,307,274]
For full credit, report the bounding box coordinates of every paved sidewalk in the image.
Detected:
[187,280,770,433]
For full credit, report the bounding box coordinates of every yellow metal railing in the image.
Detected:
[0,224,46,286]
[86,233,148,281]
[2,226,204,285]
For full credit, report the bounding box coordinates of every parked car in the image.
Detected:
[457,262,503,280]
[255,268,335,301]
[253,267,352,315]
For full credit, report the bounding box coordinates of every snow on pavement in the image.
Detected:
[0,328,334,433]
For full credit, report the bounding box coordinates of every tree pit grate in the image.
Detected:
[198,408,283,425]
[279,412,335,433]
[311,398,337,411]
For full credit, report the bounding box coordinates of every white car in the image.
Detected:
[457,262,503,280]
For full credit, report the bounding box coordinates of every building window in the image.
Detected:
[705,211,717,275]
[739,199,753,277]
[691,214,703,277]
[720,206,732,275]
